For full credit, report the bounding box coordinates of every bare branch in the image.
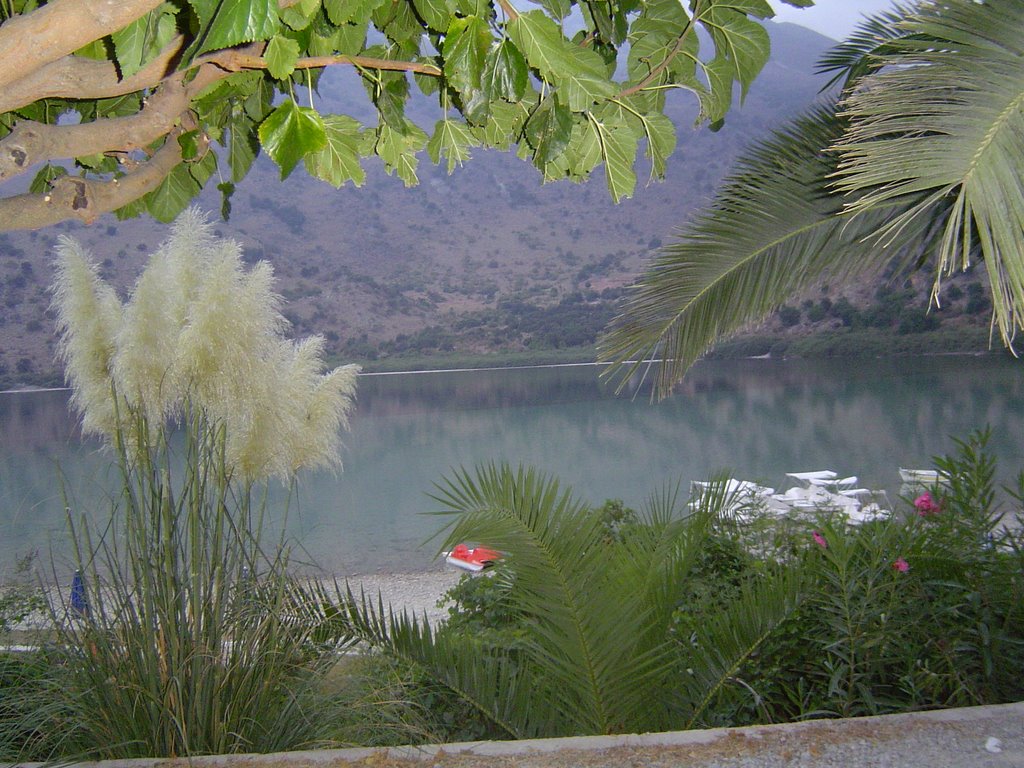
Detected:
[0,0,163,92]
[0,62,230,183]
[215,51,443,78]
[0,35,185,115]
[0,128,198,231]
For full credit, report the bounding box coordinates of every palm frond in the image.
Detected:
[834,0,1024,349]
[598,107,926,399]
[816,2,921,91]
[336,586,535,738]
[680,564,808,728]
[428,463,683,735]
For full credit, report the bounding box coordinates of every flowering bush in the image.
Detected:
[913,491,941,516]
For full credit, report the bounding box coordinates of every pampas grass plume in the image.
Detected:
[51,208,359,480]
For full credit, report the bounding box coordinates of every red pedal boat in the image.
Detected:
[445,543,503,572]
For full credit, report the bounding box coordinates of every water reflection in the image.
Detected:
[1,356,1021,574]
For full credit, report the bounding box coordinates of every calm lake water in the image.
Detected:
[2,356,1022,575]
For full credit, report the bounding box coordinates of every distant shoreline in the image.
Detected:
[0,348,1007,396]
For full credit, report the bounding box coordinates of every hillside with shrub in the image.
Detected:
[0,21,998,389]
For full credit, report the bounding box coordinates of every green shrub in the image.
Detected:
[777,305,801,327]
[0,554,44,635]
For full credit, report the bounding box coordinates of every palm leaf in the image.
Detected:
[816,2,919,91]
[834,0,1024,349]
[680,563,807,728]
[598,107,933,399]
[429,463,684,735]
[335,586,536,738]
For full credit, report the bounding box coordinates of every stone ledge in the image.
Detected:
[8,701,1024,768]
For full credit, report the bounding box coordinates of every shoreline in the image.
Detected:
[0,349,1004,395]
[1,568,467,641]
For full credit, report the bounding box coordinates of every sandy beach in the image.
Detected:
[338,568,466,626]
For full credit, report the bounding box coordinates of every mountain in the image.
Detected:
[0,22,856,386]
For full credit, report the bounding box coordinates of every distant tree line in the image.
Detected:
[353,289,625,360]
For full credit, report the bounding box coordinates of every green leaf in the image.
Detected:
[533,0,572,21]
[699,6,770,98]
[145,161,202,223]
[506,11,574,80]
[188,0,280,56]
[335,21,367,54]
[375,122,427,186]
[476,100,530,149]
[73,39,110,60]
[564,121,603,179]
[699,56,734,123]
[370,72,410,128]
[280,0,320,30]
[177,130,201,160]
[443,16,491,97]
[264,34,300,79]
[304,115,367,187]
[29,164,67,194]
[243,78,274,122]
[217,181,235,219]
[484,40,528,103]
[427,118,479,173]
[643,112,676,180]
[227,113,259,183]
[508,11,615,109]
[258,99,328,179]
[187,144,218,186]
[325,0,383,25]
[111,4,178,79]
[75,153,107,169]
[595,121,638,202]
[411,0,450,32]
[377,0,421,44]
[633,0,690,36]
[524,97,573,167]
[415,56,443,96]
[561,69,617,112]
[115,195,148,221]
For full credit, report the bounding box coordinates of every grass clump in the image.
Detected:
[0,209,362,762]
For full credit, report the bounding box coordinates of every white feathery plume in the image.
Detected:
[52,236,124,438]
[51,207,359,481]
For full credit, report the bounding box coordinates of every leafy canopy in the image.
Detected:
[600,0,1024,397]
[0,0,814,230]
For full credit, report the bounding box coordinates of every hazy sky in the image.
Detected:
[768,0,900,40]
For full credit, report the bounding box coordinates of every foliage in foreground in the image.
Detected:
[340,466,806,738]
[0,213,362,762]
[4,425,1023,756]
[0,0,804,229]
[601,0,1024,397]
[341,430,1024,739]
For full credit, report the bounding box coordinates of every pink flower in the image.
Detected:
[892,557,910,573]
[913,491,941,516]
[812,531,828,549]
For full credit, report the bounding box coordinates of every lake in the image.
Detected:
[1,355,1022,575]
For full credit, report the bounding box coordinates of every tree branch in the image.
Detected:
[212,51,443,78]
[496,0,519,22]
[0,0,164,92]
[0,62,229,183]
[0,35,185,115]
[0,127,197,231]
[617,17,697,99]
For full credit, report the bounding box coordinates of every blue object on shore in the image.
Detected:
[70,569,89,617]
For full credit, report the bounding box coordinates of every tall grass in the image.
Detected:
[44,408,348,759]
[9,208,363,760]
